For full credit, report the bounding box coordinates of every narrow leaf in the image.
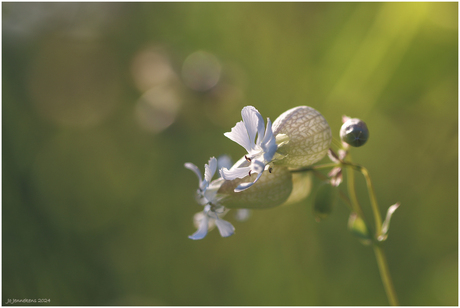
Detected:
[378,202,400,241]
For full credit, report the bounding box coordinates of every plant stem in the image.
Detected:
[373,244,399,306]
[345,164,367,223]
[337,189,354,213]
[332,137,343,148]
[360,166,383,234]
[343,162,383,235]
[342,157,398,305]
[295,156,399,305]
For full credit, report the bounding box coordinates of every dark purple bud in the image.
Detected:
[340,118,369,147]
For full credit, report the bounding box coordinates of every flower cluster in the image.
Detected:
[185,106,331,239]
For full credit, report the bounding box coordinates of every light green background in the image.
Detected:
[3,2,457,305]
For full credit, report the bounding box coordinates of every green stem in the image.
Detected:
[294,155,399,305]
[343,162,382,235]
[360,166,382,234]
[345,164,367,223]
[344,161,397,305]
[337,189,354,213]
[373,244,400,306]
[332,137,343,148]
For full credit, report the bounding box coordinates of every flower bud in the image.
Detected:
[348,213,372,245]
[340,118,369,147]
[271,106,332,168]
[217,156,293,209]
[313,183,337,222]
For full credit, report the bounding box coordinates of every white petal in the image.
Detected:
[224,121,253,153]
[184,162,202,186]
[230,155,251,169]
[214,218,235,238]
[189,213,209,240]
[241,106,262,147]
[251,159,266,173]
[234,170,264,192]
[203,185,219,203]
[204,157,217,183]
[255,114,266,145]
[220,166,251,180]
[261,117,274,145]
[261,118,277,162]
[263,139,277,163]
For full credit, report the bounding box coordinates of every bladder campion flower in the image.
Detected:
[218,155,293,209]
[220,106,277,192]
[184,106,331,238]
[184,157,235,240]
[183,105,401,306]
[185,155,296,239]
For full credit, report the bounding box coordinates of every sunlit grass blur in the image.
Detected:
[2,2,457,305]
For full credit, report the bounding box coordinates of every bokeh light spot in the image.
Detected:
[131,46,178,93]
[135,85,181,133]
[181,50,222,91]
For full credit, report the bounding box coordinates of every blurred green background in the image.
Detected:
[2,2,457,306]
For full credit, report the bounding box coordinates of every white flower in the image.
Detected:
[217,155,253,220]
[220,106,278,192]
[184,157,235,240]
[217,158,293,209]
[190,205,234,240]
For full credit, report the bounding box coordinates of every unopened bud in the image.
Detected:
[313,183,337,222]
[348,213,372,245]
[272,106,332,168]
[340,117,369,147]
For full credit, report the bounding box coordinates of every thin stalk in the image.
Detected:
[332,137,343,148]
[345,164,367,223]
[310,169,329,182]
[360,166,382,234]
[343,162,382,235]
[362,166,398,305]
[293,156,399,305]
[338,189,354,213]
[373,244,399,306]
[344,161,397,306]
